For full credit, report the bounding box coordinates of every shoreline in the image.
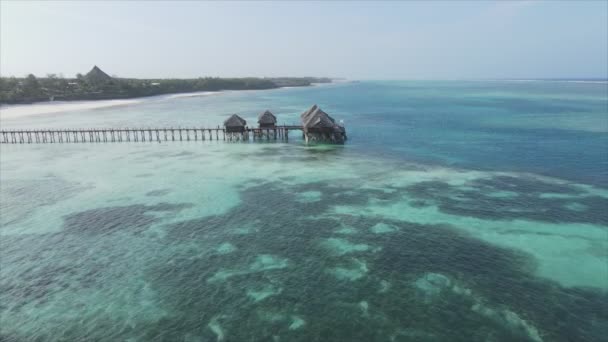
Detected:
[0,89,247,120]
[0,90,225,120]
[0,82,345,120]
[0,98,147,120]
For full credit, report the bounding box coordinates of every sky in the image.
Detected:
[1,1,607,79]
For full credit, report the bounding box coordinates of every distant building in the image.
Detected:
[257,110,277,128]
[224,114,247,133]
[85,65,112,83]
[301,104,346,143]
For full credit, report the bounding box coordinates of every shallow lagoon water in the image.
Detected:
[1,81,607,341]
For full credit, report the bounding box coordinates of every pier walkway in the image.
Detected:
[0,126,305,144]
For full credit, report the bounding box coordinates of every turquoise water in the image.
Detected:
[1,81,607,341]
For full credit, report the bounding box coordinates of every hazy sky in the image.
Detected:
[1,1,606,79]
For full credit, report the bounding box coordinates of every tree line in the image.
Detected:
[0,74,331,104]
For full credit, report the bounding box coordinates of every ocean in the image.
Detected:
[1,80,607,341]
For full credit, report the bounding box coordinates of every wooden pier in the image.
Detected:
[0,126,305,144]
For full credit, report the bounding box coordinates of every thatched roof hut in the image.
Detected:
[300,104,346,143]
[224,114,247,132]
[85,65,112,83]
[258,110,277,128]
[301,105,336,131]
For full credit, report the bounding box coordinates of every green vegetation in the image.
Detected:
[0,66,332,104]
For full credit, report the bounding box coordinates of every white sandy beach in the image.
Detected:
[0,84,343,120]
[0,99,143,120]
[164,91,219,99]
[0,91,223,120]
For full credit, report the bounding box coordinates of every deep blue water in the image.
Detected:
[274,81,608,186]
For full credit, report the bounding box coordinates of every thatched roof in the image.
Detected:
[300,104,318,120]
[224,114,246,127]
[85,65,112,83]
[258,110,277,124]
[301,105,336,129]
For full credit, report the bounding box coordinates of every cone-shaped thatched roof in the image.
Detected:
[258,110,277,124]
[301,105,336,129]
[85,65,112,83]
[224,114,247,127]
